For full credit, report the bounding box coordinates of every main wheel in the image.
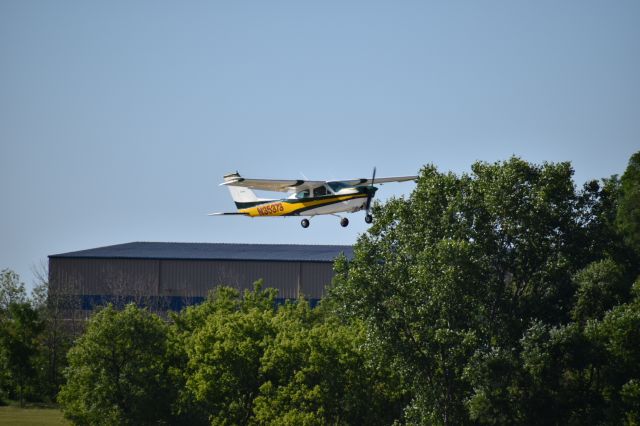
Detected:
[301,219,310,228]
[340,217,349,227]
[365,214,373,224]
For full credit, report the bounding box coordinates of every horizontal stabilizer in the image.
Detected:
[208,212,250,216]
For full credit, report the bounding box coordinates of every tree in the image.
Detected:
[516,283,640,425]
[0,302,44,406]
[58,304,176,425]
[572,258,627,323]
[0,269,41,405]
[0,269,27,311]
[584,283,640,425]
[617,151,640,255]
[253,301,407,425]
[31,261,72,402]
[329,158,607,424]
[170,282,407,425]
[174,283,279,425]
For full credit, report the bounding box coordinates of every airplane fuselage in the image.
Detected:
[237,187,372,218]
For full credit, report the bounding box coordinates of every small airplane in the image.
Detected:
[210,168,417,228]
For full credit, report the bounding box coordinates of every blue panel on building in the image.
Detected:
[79,294,320,311]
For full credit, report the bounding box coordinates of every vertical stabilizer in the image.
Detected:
[222,172,264,209]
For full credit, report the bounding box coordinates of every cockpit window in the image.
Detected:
[327,182,349,193]
[295,189,310,199]
[313,186,328,197]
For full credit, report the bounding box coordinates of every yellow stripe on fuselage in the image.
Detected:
[238,194,367,217]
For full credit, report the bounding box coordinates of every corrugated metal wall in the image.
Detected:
[300,262,335,299]
[49,258,160,296]
[160,260,293,298]
[49,257,336,310]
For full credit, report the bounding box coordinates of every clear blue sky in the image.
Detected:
[1,1,638,291]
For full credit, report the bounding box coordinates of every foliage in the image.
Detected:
[585,290,640,424]
[329,155,640,424]
[572,258,627,323]
[58,304,176,425]
[253,302,406,425]
[176,283,278,425]
[0,268,73,404]
[0,269,27,311]
[0,303,44,407]
[28,266,73,402]
[617,152,640,255]
[1,269,30,404]
[170,282,405,425]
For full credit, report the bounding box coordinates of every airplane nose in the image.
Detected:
[366,186,378,195]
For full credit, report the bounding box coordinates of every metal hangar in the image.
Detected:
[49,242,353,317]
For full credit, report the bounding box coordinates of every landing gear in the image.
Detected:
[365,214,373,224]
[340,217,349,227]
[301,218,310,228]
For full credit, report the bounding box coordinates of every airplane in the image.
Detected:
[210,168,418,228]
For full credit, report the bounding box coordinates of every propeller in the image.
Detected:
[365,167,376,222]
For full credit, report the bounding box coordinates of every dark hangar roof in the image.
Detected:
[49,242,354,263]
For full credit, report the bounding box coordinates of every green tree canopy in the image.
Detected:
[584,286,640,424]
[178,284,279,425]
[170,282,406,425]
[0,269,27,311]
[617,151,640,254]
[0,302,44,406]
[330,157,636,424]
[58,304,176,425]
[253,301,406,425]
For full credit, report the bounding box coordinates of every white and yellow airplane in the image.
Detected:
[210,169,417,228]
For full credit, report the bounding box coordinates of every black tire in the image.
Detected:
[340,217,349,227]
[301,219,310,228]
[365,214,373,224]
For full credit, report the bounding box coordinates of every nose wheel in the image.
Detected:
[365,214,373,224]
[301,219,310,228]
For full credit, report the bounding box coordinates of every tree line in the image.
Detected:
[1,152,638,425]
[0,266,72,407]
[330,153,640,425]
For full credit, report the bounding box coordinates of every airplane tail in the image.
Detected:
[223,172,262,209]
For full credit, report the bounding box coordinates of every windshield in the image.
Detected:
[327,182,349,193]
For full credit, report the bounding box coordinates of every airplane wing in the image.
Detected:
[328,175,418,187]
[220,171,417,192]
[221,177,325,192]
